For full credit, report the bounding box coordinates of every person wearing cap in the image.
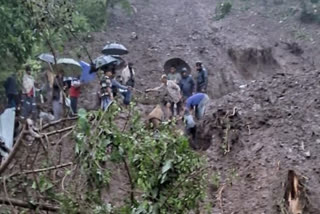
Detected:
[167,66,181,84]
[179,68,195,100]
[146,74,181,119]
[195,61,208,93]
[184,93,209,120]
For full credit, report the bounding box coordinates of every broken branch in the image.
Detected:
[41,117,78,130]
[0,197,59,212]
[42,126,75,137]
[10,162,73,178]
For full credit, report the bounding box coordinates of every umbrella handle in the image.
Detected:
[47,62,54,73]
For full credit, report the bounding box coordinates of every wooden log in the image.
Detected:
[0,197,59,212]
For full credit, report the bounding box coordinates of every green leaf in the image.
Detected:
[161,159,173,174]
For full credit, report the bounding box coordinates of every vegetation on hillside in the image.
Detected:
[0,105,208,213]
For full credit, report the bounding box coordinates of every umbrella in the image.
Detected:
[163,58,191,74]
[79,61,96,83]
[102,43,129,55]
[56,58,82,77]
[93,55,119,69]
[38,53,55,64]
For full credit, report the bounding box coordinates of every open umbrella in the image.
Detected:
[80,61,96,83]
[163,58,191,74]
[93,55,119,69]
[38,53,55,64]
[56,58,82,77]
[102,43,129,55]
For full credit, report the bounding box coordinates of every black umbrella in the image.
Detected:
[163,58,191,74]
[102,43,129,55]
[93,55,119,69]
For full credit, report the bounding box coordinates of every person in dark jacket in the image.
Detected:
[52,70,64,120]
[3,74,18,108]
[195,61,208,93]
[179,68,195,100]
[105,70,132,105]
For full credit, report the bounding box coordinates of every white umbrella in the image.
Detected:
[56,58,82,77]
[38,53,55,64]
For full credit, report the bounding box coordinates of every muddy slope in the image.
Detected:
[198,70,320,213]
[70,0,318,104]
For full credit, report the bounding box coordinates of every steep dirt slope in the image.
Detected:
[198,70,320,213]
[68,0,320,212]
[71,0,319,106]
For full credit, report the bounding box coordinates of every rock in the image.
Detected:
[305,151,311,158]
[130,32,138,40]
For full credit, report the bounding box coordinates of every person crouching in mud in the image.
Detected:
[183,93,210,148]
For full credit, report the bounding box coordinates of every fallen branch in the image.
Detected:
[217,184,226,213]
[0,126,26,175]
[10,162,73,178]
[42,126,75,137]
[41,117,78,130]
[3,177,18,214]
[0,197,59,212]
[53,130,73,145]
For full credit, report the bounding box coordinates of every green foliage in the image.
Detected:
[210,172,221,190]
[72,104,208,213]
[300,0,320,24]
[215,1,232,20]
[76,0,107,31]
[31,174,54,193]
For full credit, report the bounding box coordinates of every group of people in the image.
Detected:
[3,65,82,122]
[98,63,135,110]
[3,60,209,140]
[145,61,210,135]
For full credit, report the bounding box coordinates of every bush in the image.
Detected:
[72,106,209,213]
[300,1,320,24]
[215,1,233,20]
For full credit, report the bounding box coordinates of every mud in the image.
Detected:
[199,70,320,213]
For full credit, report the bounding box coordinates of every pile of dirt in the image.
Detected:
[197,70,320,213]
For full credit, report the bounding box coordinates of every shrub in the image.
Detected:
[215,1,233,20]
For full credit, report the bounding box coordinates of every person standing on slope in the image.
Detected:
[179,68,195,100]
[195,61,208,93]
[146,74,182,119]
[167,66,182,84]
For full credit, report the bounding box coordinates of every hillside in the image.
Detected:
[1,0,320,213]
